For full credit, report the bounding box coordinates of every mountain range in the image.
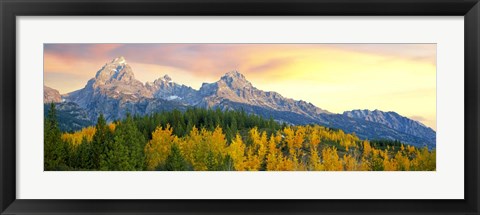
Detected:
[44,56,436,148]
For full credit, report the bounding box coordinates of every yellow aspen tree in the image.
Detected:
[343,141,350,152]
[321,147,343,171]
[194,126,229,171]
[383,156,398,171]
[249,127,261,145]
[359,157,371,171]
[411,147,436,171]
[275,131,284,156]
[283,126,295,157]
[307,130,322,171]
[370,149,384,171]
[284,126,303,170]
[308,130,321,149]
[211,126,227,157]
[394,151,410,171]
[309,147,323,171]
[193,128,217,171]
[266,134,280,171]
[144,124,176,170]
[242,127,265,170]
[244,146,261,171]
[276,156,294,171]
[257,131,268,165]
[362,141,372,158]
[274,131,283,144]
[227,134,247,171]
[293,126,305,154]
[61,126,96,146]
[290,153,300,170]
[407,145,416,154]
[180,126,201,169]
[343,154,357,171]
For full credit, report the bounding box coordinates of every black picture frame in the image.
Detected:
[1,0,479,214]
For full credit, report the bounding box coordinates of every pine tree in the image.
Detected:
[92,113,111,169]
[165,144,190,171]
[44,103,68,170]
[103,114,146,170]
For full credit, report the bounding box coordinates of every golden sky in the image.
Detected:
[44,44,436,130]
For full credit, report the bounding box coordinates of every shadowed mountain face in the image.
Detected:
[343,109,436,144]
[146,74,200,105]
[44,102,93,132]
[45,57,436,148]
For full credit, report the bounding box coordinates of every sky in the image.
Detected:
[44,43,436,130]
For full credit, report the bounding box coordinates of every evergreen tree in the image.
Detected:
[165,144,190,171]
[102,114,146,170]
[77,137,95,169]
[44,103,67,170]
[92,113,111,169]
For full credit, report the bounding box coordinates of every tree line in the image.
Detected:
[45,103,436,171]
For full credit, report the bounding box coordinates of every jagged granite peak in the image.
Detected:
[343,109,436,144]
[198,70,330,118]
[146,74,200,104]
[219,70,253,89]
[94,56,136,85]
[150,74,174,87]
[221,70,247,81]
[64,57,153,121]
[44,85,62,103]
[162,74,172,82]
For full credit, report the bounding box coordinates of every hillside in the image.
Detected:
[45,106,436,171]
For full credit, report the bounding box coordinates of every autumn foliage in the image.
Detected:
[45,104,436,171]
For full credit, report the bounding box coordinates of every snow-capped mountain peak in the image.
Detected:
[112,56,127,65]
[94,56,135,84]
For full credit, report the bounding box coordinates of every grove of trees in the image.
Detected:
[44,103,436,171]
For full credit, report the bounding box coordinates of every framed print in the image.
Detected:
[1,0,479,214]
[42,43,437,172]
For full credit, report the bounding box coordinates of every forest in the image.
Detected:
[44,103,436,171]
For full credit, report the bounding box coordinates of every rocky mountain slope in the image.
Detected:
[45,56,436,148]
[343,109,436,144]
[146,74,200,104]
[64,57,154,121]
[44,85,62,103]
[44,102,93,132]
[197,70,330,119]
[318,113,435,149]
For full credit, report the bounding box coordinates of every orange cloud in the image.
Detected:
[88,44,124,56]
